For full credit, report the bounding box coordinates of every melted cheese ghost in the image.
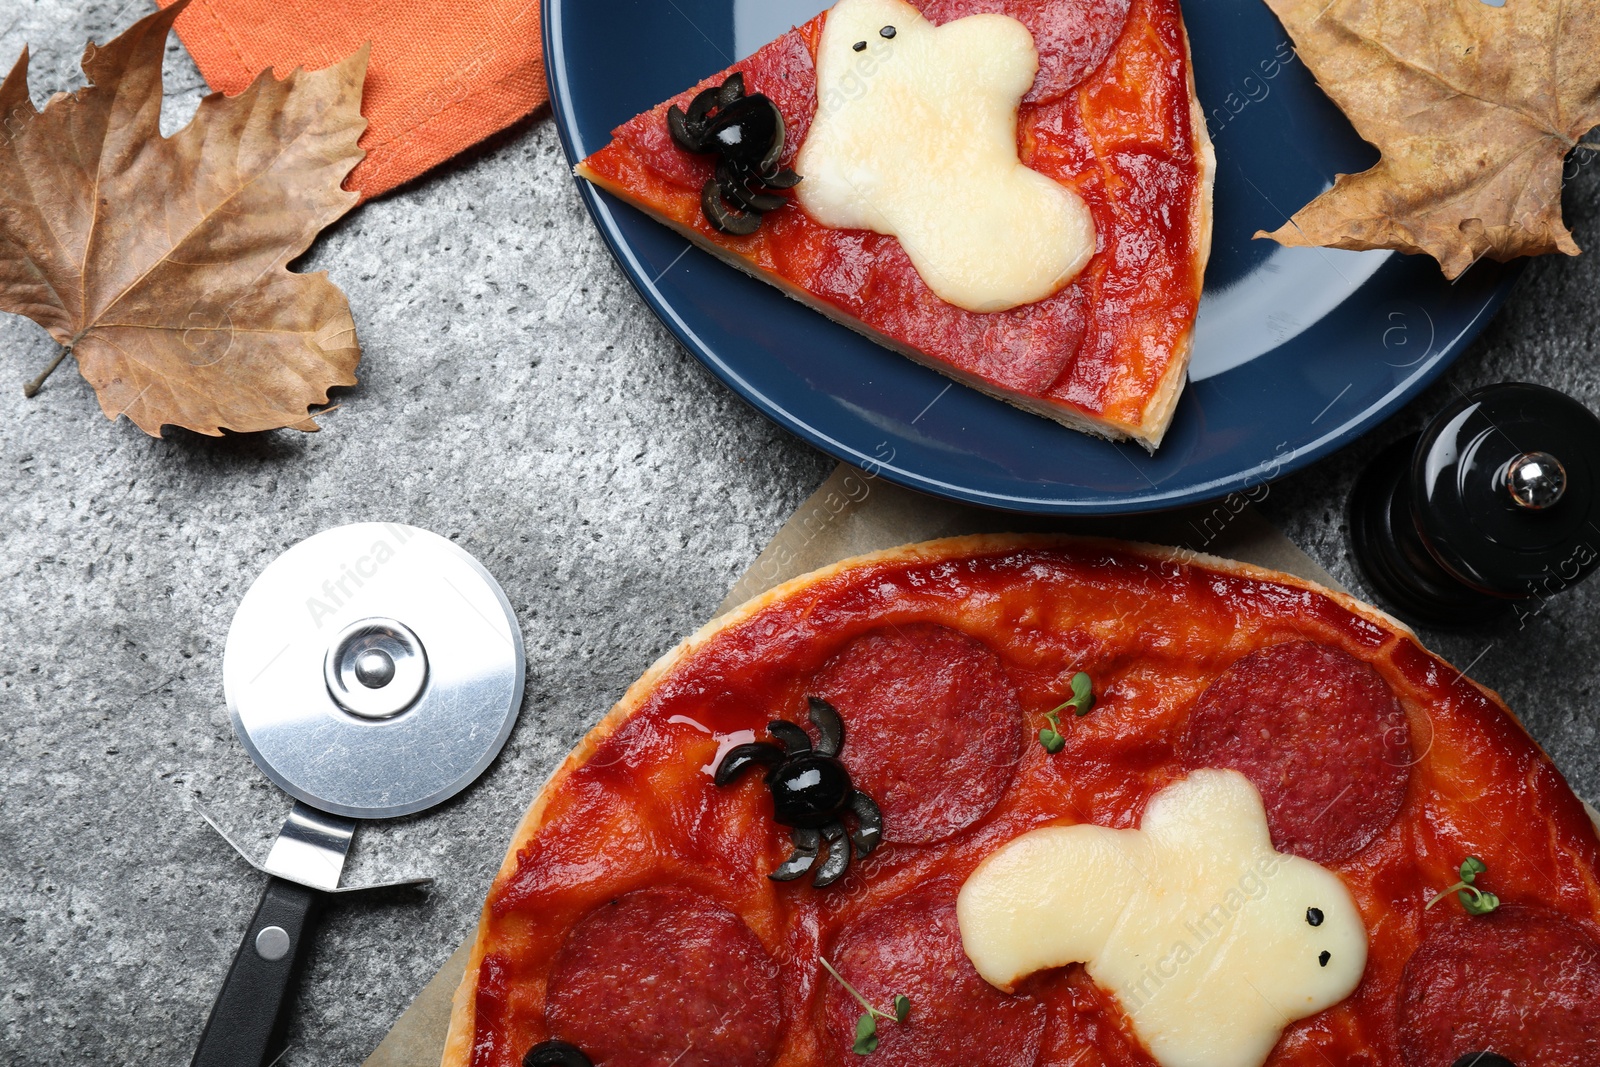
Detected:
[957,770,1367,1067]
[795,0,1095,313]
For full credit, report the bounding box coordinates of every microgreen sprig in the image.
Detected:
[1425,855,1500,915]
[819,956,911,1055]
[1038,672,1095,753]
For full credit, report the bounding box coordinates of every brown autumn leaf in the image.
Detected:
[0,1,367,436]
[1256,0,1600,279]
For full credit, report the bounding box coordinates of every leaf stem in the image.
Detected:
[23,346,70,398]
[1426,880,1495,912]
[820,957,887,1020]
[1425,880,1471,910]
[1577,142,1600,152]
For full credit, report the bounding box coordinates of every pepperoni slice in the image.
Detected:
[815,624,1022,845]
[824,881,1047,1066]
[1399,907,1600,1067]
[914,0,1134,102]
[545,887,782,1067]
[1181,640,1411,863]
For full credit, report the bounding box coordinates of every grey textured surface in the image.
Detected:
[0,4,831,1062]
[0,4,1597,1066]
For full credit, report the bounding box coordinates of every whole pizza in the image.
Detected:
[444,536,1600,1067]
[576,0,1213,449]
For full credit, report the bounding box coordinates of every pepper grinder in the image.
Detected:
[1348,383,1600,627]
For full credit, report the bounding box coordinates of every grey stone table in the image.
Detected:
[1,5,1597,1064]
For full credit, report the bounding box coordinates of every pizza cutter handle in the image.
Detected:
[191,877,319,1067]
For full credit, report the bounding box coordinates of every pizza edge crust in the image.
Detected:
[440,532,1534,1066]
[1137,15,1217,450]
[573,12,1214,453]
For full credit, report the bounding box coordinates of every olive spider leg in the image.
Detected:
[770,828,822,882]
[713,741,784,786]
[807,697,844,758]
[767,720,813,756]
[813,824,852,887]
[847,791,882,856]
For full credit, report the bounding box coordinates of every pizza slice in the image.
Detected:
[445,536,1600,1067]
[576,0,1214,450]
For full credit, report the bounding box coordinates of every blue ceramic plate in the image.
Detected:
[543,0,1519,514]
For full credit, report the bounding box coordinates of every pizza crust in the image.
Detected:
[441,533,1546,1066]
[1135,17,1216,450]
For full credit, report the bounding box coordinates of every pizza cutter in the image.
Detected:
[191,523,525,1067]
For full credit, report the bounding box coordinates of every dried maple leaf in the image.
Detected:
[0,2,367,436]
[1256,0,1600,279]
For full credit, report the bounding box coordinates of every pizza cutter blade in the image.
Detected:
[192,523,525,1067]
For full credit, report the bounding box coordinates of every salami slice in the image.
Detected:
[824,881,1047,1067]
[915,0,1134,102]
[1181,640,1411,862]
[1398,907,1600,1067]
[815,624,1022,845]
[545,887,783,1067]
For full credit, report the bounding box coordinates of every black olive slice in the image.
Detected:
[714,741,784,786]
[524,1040,593,1067]
[756,105,787,177]
[770,754,853,828]
[666,105,707,153]
[684,83,722,127]
[718,72,747,107]
[847,790,883,856]
[716,165,788,215]
[701,181,763,236]
[761,167,803,189]
[770,828,821,881]
[768,719,813,754]
[704,96,784,173]
[1450,1055,1515,1067]
[812,824,852,887]
[808,697,844,758]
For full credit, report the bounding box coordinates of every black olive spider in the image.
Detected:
[667,72,801,236]
[714,697,883,887]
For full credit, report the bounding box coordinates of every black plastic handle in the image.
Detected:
[192,877,319,1067]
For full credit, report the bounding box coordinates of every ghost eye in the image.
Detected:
[880,25,897,38]
[1306,907,1324,927]
[852,40,867,52]
[1318,950,1331,967]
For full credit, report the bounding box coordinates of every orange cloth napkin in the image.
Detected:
[158,0,547,200]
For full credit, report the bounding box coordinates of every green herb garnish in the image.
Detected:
[1038,672,1095,753]
[1425,855,1500,915]
[1037,708,1066,754]
[1066,672,1096,715]
[820,957,911,1055]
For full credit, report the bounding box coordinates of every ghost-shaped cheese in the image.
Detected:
[796,0,1095,313]
[957,770,1367,1067]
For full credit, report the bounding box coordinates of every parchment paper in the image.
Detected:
[362,463,1340,1066]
